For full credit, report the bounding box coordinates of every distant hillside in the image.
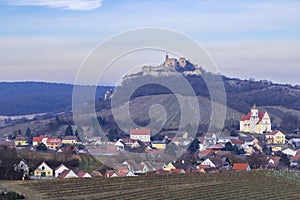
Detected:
[0,82,113,116]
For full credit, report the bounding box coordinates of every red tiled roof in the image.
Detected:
[266,130,279,136]
[156,169,169,175]
[230,139,245,145]
[232,163,249,171]
[296,150,300,156]
[207,144,225,149]
[105,171,116,177]
[241,112,251,121]
[57,169,70,178]
[33,135,46,143]
[198,150,215,158]
[240,112,265,123]
[63,136,78,141]
[130,129,150,135]
[170,169,184,174]
[77,172,87,178]
[290,156,300,160]
[46,138,61,143]
[198,164,212,169]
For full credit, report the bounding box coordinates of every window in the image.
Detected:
[42,166,45,170]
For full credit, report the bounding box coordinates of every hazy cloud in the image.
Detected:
[1,0,102,11]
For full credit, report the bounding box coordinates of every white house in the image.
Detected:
[34,161,53,178]
[115,139,125,150]
[130,129,150,143]
[282,148,296,156]
[14,159,29,176]
[77,172,92,178]
[140,161,156,173]
[57,169,78,178]
[55,164,69,178]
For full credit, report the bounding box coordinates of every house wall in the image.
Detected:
[130,135,150,142]
[15,140,28,146]
[62,139,77,144]
[152,143,166,149]
[34,169,53,177]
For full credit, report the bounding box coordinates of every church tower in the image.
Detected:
[250,104,259,133]
[251,104,258,118]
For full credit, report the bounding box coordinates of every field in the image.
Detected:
[2,171,299,200]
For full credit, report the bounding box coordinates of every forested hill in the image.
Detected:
[0,82,113,116]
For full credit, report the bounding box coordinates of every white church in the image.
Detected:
[240,104,271,134]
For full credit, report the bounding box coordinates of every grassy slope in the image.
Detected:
[5,171,300,200]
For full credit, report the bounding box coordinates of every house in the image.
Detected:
[170,169,186,174]
[230,139,248,150]
[57,169,78,178]
[120,138,136,147]
[54,164,69,178]
[198,149,215,159]
[265,130,285,144]
[200,157,230,170]
[116,170,136,177]
[151,141,166,150]
[206,144,225,151]
[34,161,53,178]
[232,163,251,171]
[90,171,103,177]
[122,159,141,173]
[244,136,259,146]
[115,139,125,150]
[267,156,280,169]
[14,159,29,176]
[290,156,300,167]
[32,135,47,146]
[271,146,282,152]
[282,148,296,156]
[62,136,79,144]
[171,137,193,146]
[289,138,300,149]
[296,149,300,156]
[56,144,77,153]
[204,133,217,146]
[46,138,62,150]
[140,161,157,173]
[130,128,151,142]
[14,135,28,147]
[0,138,14,148]
[105,170,118,178]
[201,158,222,168]
[165,160,196,171]
[217,136,238,144]
[77,172,92,178]
[240,104,271,134]
[163,162,176,171]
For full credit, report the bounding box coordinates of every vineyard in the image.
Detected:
[10,171,300,200]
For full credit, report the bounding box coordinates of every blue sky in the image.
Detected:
[0,0,300,85]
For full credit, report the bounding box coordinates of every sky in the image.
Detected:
[0,0,300,85]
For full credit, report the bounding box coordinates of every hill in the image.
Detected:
[0,82,113,116]
[2,171,299,200]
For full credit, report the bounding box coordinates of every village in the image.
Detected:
[0,105,300,180]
